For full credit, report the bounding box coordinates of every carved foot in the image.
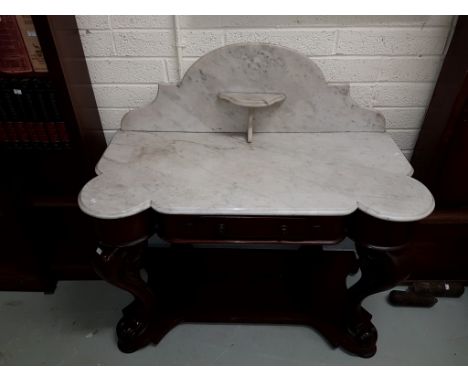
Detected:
[93,241,156,353]
[117,313,151,353]
[343,310,378,358]
[341,244,409,357]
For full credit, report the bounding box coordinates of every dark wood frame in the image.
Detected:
[412,16,468,195]
[0,16,106,291]
[33,16,106,172]
[91,209,413,358]
[403,16,468,282]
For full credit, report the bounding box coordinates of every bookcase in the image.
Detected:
[404,16,468,282]
[0,16,106,291]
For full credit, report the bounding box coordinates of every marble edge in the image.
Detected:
[77,187,152,220]
[121,90,386,134]
[356,197,435,223]
[77,190,435,222]
[178,42,328,85]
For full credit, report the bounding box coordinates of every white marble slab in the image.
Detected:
[79,43,434,223]
[120,44,385,134]
[78,131,434,221]
[217,92,286,108]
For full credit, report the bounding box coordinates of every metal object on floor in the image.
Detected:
[388,281,465,307]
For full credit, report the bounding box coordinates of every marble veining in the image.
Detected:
[120,44,385,134]
[78,131,434,221]
[217,91,287,142]
[78,43,434,222]
[217,92,286,108]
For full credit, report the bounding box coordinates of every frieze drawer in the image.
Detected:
[158,215,346,243]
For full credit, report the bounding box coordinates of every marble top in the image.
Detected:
[78,130,434,221]
[78,43,434,222]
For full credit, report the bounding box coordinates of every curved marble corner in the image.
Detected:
[120,43,385,134]
[78,173,151,220]
[78,131,434,222]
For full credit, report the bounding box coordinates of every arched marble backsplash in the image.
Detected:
[121,43,385,134]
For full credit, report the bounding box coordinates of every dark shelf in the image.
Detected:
[0,71,50,79]
[404,16,468,282]
[0,16,106,291]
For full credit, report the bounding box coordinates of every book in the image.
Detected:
[15,16,48,73]
[0,76,70,149]
[44,79,61,121]
[0,78,19,121]
[10,78,28,121]
[0,15,32,73]
[20,77,40,121]
[0,122,8,144]
[33,78,52,121]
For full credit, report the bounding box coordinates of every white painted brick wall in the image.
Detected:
[225,30,337,55]
[76,15,455,157]
[336,28,448,55]
[92,85,159,107]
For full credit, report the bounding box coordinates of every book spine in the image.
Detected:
[23,121,37,149]
[0,121,8,145]
[44,80,62,121]
[15,121,30,148]
[33,78,52,122]
[21,77,39,122]
[10,78,28,121]
[5,121,20,149]
[0,78,18,121]
[0,56,70,150]
[45,121,60,148]
[0,78,10,120]
[15,16,48,73]
[0,15,33,73]
[56,122,70,148]
[36,122,49,148]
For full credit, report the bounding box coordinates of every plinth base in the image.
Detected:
[115,246,378,358]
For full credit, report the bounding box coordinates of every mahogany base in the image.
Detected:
[91,210,411,359]
[116,246,378,358]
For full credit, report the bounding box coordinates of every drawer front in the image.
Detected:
[159,215,345,243]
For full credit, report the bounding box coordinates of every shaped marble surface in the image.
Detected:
[78,43,434,222]
[217,92,287,143]
[217,92,286,108]
[121,44,385,133]
[79,131,434,221]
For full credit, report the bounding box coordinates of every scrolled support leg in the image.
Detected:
[91,211,158,353]
[94,240,156,353]
[342,244,410,357]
